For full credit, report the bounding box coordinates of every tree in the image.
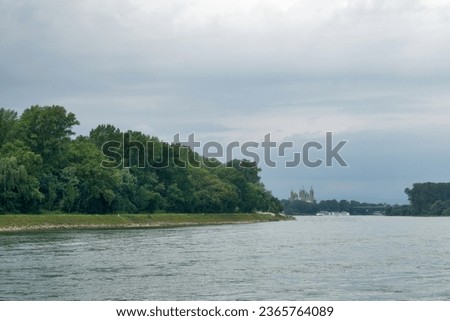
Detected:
[89,124,123,149]
[0,142,43,213]
[2,106,283,214]
[188,167,238,213]
[318,199,340,211]
[227,159,261,183]
[0,108,18,146]
[284,200,318,215]
[339,199,350,212]
[62,138,120,213]
[18,105,79,170]
[405,183,450,215]
[59,167,80,213]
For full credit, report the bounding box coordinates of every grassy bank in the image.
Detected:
[0,213,294,232]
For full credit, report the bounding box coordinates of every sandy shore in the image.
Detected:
[0,213,293,233]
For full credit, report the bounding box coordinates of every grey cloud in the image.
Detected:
[2,0,450,203]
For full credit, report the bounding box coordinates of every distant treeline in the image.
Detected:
[0,105,281,214]
[281,199,387,215]
[385,182,450,216]
[283,183,450,216]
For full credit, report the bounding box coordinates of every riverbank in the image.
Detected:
[0,213,294,232]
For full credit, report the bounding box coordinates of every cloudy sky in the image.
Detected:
[2,0,450,203]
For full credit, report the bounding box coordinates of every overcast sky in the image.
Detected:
[2,0,450,203]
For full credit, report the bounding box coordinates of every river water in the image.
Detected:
[1,216,450,300]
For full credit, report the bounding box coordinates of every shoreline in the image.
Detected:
[0,213,294,233]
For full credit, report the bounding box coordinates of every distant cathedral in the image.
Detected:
[289,186,316,203]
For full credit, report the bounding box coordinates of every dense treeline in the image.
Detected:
[283,182,450,216]
[0,105,282,214]
[281,198,386,215]
[385,182,450,216]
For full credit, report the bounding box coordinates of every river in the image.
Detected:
[1,216,449,300]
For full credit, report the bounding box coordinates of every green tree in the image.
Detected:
[63,138,120,213]
[89,124,123,149]
[59,167,80,213]
[0,142,43,212]
[405,183,450,215]
[189,167,239,213]
[0,108,18,146]
[1,106,284,215]
[18,105,79,170]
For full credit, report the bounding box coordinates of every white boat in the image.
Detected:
[316,211,350,216]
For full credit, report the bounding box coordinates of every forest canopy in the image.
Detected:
[384,183,450,216]
[0,105,281,214]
